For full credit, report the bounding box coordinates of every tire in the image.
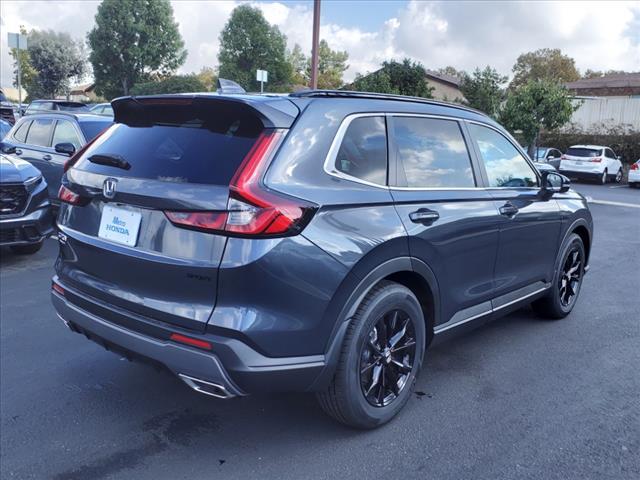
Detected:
[10,242,43,255]
[532,233,585,320]
[317,281,426,429]
[599,169,608,185]
[615,168,623,183]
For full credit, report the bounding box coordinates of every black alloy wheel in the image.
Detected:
[558,248,582,308]
[359,309,416,407]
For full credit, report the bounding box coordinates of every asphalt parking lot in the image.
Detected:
[1,183,639,480]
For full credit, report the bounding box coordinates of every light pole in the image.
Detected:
[310,0,321,89]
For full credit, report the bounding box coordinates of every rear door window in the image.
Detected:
[74,105,263,185]
[391,117,475,188]
[468,123,538,188]
[335,116,387,185]
[24,118,54,147]
[12,120,31,143]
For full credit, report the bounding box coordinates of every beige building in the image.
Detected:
[424,71,465,102]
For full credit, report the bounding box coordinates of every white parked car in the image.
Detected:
[559,145,623,185]
[629,159,640,188]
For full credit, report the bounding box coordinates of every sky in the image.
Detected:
[1,0,639,89]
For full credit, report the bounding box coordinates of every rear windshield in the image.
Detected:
[79,121,112,141]
[58,103,90,111]
[566,148,602,157]
[74,103,263,185]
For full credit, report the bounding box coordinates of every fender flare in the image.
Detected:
[309,256,440,391]
[559,216,592,269]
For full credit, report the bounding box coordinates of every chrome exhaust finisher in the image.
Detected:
[56,313,73,331]
[178,373,236,399]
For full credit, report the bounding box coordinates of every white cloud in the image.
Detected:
[1,0,638,92]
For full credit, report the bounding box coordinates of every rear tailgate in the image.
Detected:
[56,95,298,332]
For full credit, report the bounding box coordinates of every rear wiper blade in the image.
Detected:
[88,154,131,170]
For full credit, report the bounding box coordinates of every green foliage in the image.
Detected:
[8,26,37,101]
[351,59,434,98]
[437,66,466,79]
[218,5,291,91]
[287,44,307,86]
[88,0,186,99]
[500,80,577,156]
[460,66,507,118]
[286,41,349,89]
[130,74,206,95]
[306,40,349,89]
[581,69,631,79]
[22,29,86,99]
[195,67,217,92]
[510,48,580,89]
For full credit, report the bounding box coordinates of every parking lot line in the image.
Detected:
[587,198,640,209]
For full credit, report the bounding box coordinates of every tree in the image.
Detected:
[582,69,630,79]
[25,29,87,99]
[8,26,37,100]
[510,48,580,89]
[305,40,348,89]
[88,0,186,100]
[218,5,291,91]
[351,59,434,98]
[195,67,217,91]
[287,44,307,86]
[460,66,508,118]
[500,80,577,158]
[437,66,466,79]
[130,74,206,95]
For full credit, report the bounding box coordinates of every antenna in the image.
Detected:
[216,78,246,94]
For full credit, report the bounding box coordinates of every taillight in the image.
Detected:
[631,163,639,171]
[590,157,602,163]
[560,155,566,160]
[58,185,89,206]
[164,130,316,237]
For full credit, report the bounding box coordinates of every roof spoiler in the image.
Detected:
[111,94,299,129]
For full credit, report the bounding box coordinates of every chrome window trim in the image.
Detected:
[323,112,493,191]
[322,112,389,190]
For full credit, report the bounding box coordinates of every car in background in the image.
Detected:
[0,153,53,254]
[89,103,114,116]
[24,100,91,115]
[534,147,563,169]
[629,159,640,188]
[559,145,623,184]
[0,119,11,140]
[0,112,113,204]
[0,89,17,125]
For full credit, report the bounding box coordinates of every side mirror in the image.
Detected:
[0,142,16,154]
[55,142,76,156]
[617,155,623,161]
[542,171,570,194]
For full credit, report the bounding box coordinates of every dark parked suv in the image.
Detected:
[1,112,113,204]
[51,91,592,428]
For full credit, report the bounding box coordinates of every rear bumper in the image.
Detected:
[0,205,54,246]
[559,169,603,180]
[51,279,327,396]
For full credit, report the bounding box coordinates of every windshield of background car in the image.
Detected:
[566,148,602,157]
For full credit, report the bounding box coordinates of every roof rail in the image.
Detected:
[289,89,484,116]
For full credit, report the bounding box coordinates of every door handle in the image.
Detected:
[15,148,22,155]
[499,202,519,217]
[43,154,52,161]
[409,208,440,225]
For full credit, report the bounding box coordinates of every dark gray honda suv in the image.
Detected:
[51,91,592,428]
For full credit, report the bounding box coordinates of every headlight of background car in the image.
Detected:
[24,174,43,193]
